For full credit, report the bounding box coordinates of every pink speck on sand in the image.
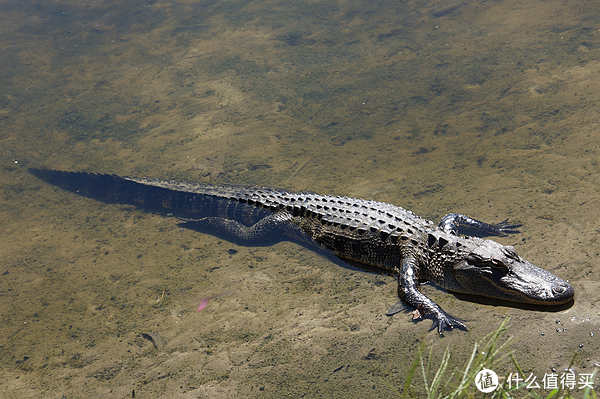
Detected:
[195,291,234,312]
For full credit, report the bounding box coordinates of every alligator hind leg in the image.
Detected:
[439,213,521,237]
[179,211,295,245]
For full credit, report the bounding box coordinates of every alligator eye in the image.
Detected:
[502,245,519,260]
[490,259,508,270]
[466,254,484,265]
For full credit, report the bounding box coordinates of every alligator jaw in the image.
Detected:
[454,261,574,305]
[451,240,574,305]
[497,267,574,305]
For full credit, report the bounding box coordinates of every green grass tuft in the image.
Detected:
[382,317,598,399]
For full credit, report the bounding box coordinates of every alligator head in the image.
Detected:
[447,238,574,305]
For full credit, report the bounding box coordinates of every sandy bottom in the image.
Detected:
[1,0,599,396]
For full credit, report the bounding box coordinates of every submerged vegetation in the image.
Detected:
[382,318,598,399]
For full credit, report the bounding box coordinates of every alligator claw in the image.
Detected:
[431,310,467,334]
[410,304,467,334]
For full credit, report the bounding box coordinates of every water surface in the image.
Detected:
[1,0,599,396]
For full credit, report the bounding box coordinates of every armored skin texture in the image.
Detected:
[29,168,575,334]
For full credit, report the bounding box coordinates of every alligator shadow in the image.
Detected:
[450,292,574,312]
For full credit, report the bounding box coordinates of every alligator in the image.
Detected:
[29,168,574,333]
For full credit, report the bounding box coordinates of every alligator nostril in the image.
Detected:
[552,283,574,300]
[553,286,566,294]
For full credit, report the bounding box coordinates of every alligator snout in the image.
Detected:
[551,281,574,303]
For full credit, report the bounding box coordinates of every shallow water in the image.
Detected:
[1,0,600,397]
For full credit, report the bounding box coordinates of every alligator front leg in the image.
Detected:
[397,253,466,334]
[179,211,296,245]
[439,213,521,237]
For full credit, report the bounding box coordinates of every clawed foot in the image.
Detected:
[492,219,522,236]
[413,306,468,334]
[433,312,467,334]
[439,213,522,237]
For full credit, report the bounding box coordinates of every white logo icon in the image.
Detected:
[475,368,499,393]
